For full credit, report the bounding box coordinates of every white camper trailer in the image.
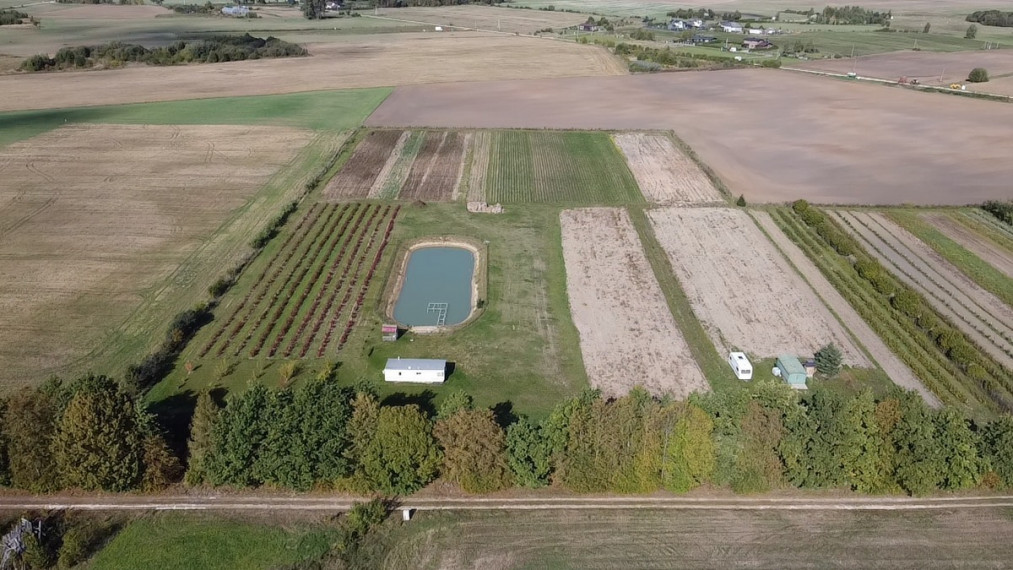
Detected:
[728,352,753,380]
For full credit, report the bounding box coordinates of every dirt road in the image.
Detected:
[2,494,1013,512]
[751,211,940,406]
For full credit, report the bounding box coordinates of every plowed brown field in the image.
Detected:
[323,130,403,200]
[400,131,466,201]
[560,208,708,398]
[648,207,869,365]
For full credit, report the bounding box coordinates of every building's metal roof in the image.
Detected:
[777,354,807,377]
[384,358,446,372]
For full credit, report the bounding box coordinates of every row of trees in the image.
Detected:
[0,376,180,493]
[812,6,891,25]
[4,372,1013,497]
[20,34,306,72]
[983,200,1013,225]
[966,10,1013,28]
[0,9,29,25]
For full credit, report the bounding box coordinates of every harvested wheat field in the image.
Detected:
[400,131,467,201]
[0,33,625,112]
[611,133,723,205]
[560,208,707,398]
[323,130,404,200]
[922,212,1013,279]
[833,211,1013,369]
[648,207,868,365]
[375,5,588,34]
[0,123,315,385]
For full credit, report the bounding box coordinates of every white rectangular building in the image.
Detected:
[383,358,446,384]
[728,351,753,380]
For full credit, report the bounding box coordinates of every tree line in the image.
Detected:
[20,34,306,72]
[966,10,1013,28]
[812,6,891,26]
[0,9,31,25]
[3,369,1013,497]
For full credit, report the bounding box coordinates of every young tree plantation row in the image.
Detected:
[2,372,1013,497]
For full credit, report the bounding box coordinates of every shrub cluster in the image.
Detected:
[614,43,741,70]
[0,9,29,25]
[20,34,306,72]
[983,200,1013,225]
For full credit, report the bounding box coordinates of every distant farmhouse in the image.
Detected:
[667,18,704,31]
[689,34,718,44]
[579,18,599,32]
[221,5,249,16]
[743,36,774,49]
[720,21,744,33]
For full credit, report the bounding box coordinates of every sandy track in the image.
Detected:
[366,70,1013,205]
[752,212,939,405]
[367,131,411,199]
[834,211,1013,369]
[0,124,313,384]
[922,213,1013,279]
[0,33,624,112]
[560,208,707,398]
[648,207,868,365]
[611,133,722,205]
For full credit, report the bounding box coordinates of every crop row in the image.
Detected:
[333,205,401,353]
[220,205,351,357]
[774,207,1011,415]
[316,205,399,356]
[247,205,361,357]
[198,204,330,358]
[278,204,389,358]
[836,212,1012,363]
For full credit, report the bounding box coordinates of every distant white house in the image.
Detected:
[667,18,688,31]
[383,358,447,384]
[687,18,704,28]
[720,21,744,33]
[221,5,249,16]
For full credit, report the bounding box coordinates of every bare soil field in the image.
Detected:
[0,33,624,112]
[323,130,403,200]
[648,207,868,364]
[797,50,1013,94]
[923,212,1013,279]
[560,208,707,398]
[752,211,939,405]
[26,4,168,19]
[374,5,588,34]
[834,211,1013,369]
[612,133,723,205]
[400,131,466,202]
[0,124,314,385]
[380,506,1013,569]
[366,69,1013,205]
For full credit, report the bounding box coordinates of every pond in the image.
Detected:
[393,246,476,327]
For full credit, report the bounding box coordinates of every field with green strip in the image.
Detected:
[485,131,644,205]
[0,88,391,147]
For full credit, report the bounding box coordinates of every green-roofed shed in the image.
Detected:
[776,354,808,390]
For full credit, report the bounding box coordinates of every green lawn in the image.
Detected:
[89,513,337,570]
[155,202,588,420]
[486,131,644,205]
[0,87,391,147]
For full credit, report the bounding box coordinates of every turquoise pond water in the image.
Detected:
[393,246,475,326]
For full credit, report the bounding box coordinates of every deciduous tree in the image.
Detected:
[435,408,511,493]
[663,403,716,492]
[361,405,440,494]
[506,417,552,487]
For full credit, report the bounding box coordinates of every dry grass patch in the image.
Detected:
[323,130,403,200]
[612,133,722,205]
[647,207,868,365]
[0,123,315,386]
[561,207,707,398]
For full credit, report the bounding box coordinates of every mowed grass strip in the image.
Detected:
[89,513,335,570]
[486,131,644,205]
[887,210,1013,308]
[0,87,391,147]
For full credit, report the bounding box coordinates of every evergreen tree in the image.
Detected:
[301,0,325,19]
[208,384,269,487]
[361,405,441,494]
[814,343,843,376]
[663,403,716,492]
[298,379,353,482]
[346,391,380,483]
[142,434,184,491]
[435,408,511,493]
[254,389,311,489]
[184,389,219,486]
[53,376,144,491]
[505,417,552,487]
[437,390,473,419]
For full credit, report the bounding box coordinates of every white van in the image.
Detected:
[728,352,753,380]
